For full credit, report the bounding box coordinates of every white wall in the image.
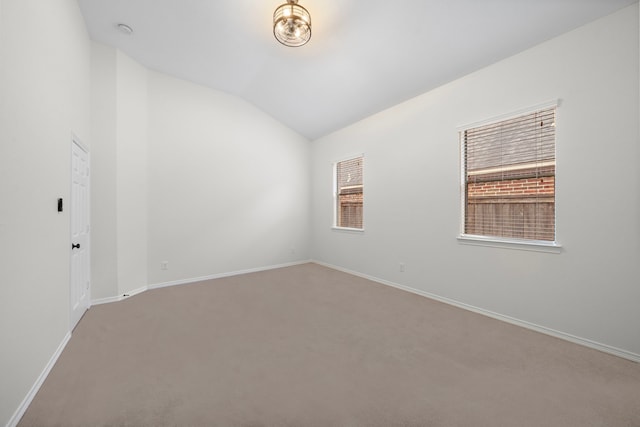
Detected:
[0,0,91,425]
[311,5,640,357]
[90,45,149,298]
[90,42,118,299]
[91,47,309,294]
[147,72,311,285]
[115,51,148,295]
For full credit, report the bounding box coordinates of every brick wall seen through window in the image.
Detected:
[335,156,363,229]
[462,107,556,242]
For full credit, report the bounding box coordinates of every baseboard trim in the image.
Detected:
[6,331,72,427]
[91,295,122,305]
[92,260,312,306]
[312,260,640,363]
[91,284,149,306]
[125,285,149,298]
[148,260,312,290]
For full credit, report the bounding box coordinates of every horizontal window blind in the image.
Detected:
[463,107,556,241]
[336,156,363,229]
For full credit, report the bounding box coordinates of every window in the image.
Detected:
[334,156,363,229]
[461,106,556,243]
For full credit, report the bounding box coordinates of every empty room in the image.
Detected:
[1,0,639,426]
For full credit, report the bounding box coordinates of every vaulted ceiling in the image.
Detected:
[77,0,637,140]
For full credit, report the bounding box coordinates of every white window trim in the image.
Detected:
[458,100,561,252]
[332,153,365,231]
[457,234,562,253]
[331,226,365,233]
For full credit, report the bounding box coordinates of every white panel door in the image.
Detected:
[70,140,90,330]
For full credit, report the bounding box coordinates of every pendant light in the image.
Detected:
[273,0,312,47]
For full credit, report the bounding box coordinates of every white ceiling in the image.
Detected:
[77,0,637,140]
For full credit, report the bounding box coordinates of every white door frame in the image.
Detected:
[70,135,91,330]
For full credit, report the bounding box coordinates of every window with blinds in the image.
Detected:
[335,156,363,229]
[461,107,556,242]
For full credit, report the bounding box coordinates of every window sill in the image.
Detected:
[332,226,365,233]
[457,235,562,254]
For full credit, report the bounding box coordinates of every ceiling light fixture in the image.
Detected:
[273,0,311,47]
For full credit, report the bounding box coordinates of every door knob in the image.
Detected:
[72,243,80,250]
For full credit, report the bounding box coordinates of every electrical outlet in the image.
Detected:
[161,261,168,270]
[399,262,405,272]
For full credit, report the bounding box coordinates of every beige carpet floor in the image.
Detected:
[18,263,640,427]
